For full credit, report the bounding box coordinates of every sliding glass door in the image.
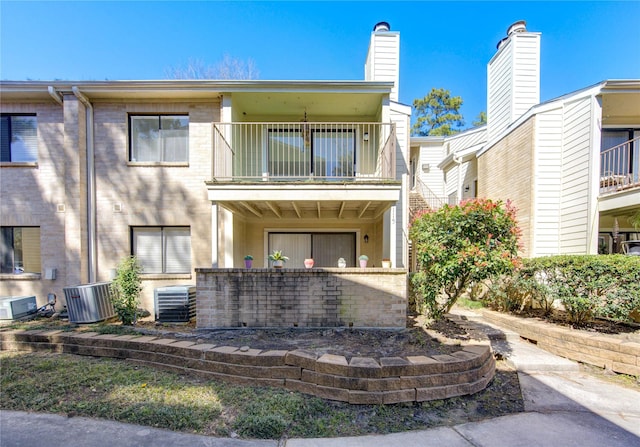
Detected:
[268,232,356,267]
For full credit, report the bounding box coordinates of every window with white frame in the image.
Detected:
[132,227,191,274]
[0,227,41,273]
[129,115,189,162]
[0,115,38,162]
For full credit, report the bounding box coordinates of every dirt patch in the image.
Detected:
[131,315,474,359]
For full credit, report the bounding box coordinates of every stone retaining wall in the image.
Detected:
[0,329,495,404]
[481,310,640,377]
[196,268,407,329]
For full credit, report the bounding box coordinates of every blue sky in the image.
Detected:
[1,1,639,124]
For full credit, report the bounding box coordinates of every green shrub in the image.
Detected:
[110,256,142,325]
[410,199,522,320]
[485,273,543,313]
[499,255,640,325]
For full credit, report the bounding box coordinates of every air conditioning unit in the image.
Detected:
[63,282,116,323]
[154,285,196,323]
[0,296,37,320]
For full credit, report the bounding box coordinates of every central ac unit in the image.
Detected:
[154,285,196,323]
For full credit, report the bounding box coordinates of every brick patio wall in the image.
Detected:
[195,268,407,329]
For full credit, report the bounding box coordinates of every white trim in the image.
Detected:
[211,203,218,268]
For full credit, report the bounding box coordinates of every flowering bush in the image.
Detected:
[410,199,522,319]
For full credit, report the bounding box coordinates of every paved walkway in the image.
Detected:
[2,310,639,447]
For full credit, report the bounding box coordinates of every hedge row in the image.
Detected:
[483,255,640,325]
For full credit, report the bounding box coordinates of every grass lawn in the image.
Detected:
[1,351,523,439]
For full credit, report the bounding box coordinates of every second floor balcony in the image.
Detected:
[600,136,640,195]
[212,122,396,182]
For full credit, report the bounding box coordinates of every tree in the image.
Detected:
[412,88,464,136]
[410,199,522,319]
[165,55,259,80]
[472,111,487,127]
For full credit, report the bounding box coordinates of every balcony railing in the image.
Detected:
[212,122,395,181]
[600,136,640,195]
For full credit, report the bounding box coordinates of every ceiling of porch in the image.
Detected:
[207,181,401,220]
[219,199,393,220]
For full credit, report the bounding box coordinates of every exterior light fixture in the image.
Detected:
[363,132,369,141]
[364,234,369,244]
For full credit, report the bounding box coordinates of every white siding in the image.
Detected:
[487,32,541,142]
[560,96,593,254]
[448,127,486,153]
[488,40,513,141]
[365,32,400,102]
[415,141,445,197]
[533,107,563,256]
[512,34,541,120]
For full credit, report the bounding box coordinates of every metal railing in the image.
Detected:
[600,136,640,195]
[413,176,446,210]
[212,122,395,181]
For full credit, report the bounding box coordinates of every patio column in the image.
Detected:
[390,205,397,267]
[211,202,219,268]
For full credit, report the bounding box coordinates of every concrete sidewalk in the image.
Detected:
[2,311,640,447]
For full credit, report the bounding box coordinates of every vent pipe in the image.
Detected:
[373,21,390,32]
[497,20,527,49]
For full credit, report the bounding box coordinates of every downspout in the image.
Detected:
[72,87,97,283]
[453,153,463,203]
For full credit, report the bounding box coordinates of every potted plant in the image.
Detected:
[268,250,289,268]
[244,255,253,268]
[382,258,392,268]
[358,254,369,268]
[304,258,314,268]
[337,257,347,268]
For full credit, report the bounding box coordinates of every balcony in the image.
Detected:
[600,136,640,195]
[212,122,395,182]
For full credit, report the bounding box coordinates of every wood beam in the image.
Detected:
[338,201,346,219]
[291,201,302,219]
[266,201,282,218]
[358,201,372,219]
[239,201,263,218]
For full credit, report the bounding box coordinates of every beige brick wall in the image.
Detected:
[0,101,73,305]
[478,118,535,257]
[196,268,407,328]
[1,98,220,313]
[92,100,219,312]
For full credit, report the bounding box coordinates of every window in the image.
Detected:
[0,227,41,273]
[130,115,188,162]
[267,127,355,178]
[0,115,38,162]
[132,227,191,274]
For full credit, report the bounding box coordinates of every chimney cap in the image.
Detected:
[507,20,527,35]
[373,22,390,32]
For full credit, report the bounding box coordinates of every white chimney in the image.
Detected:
[487,20,541,141]
[365,22,400,102]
